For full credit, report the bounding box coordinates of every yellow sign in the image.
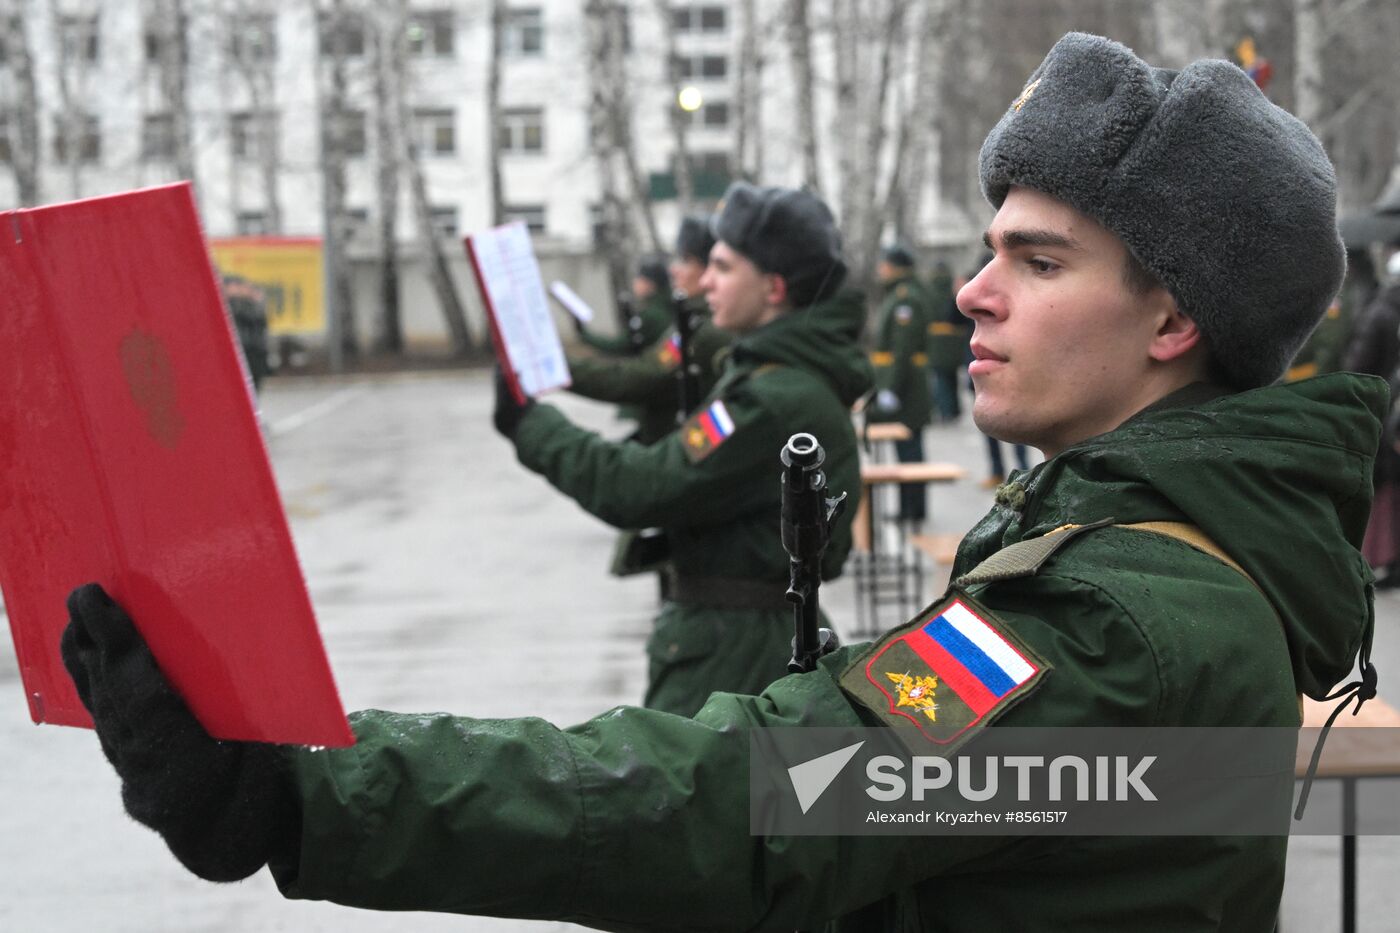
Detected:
[209,238,325,335]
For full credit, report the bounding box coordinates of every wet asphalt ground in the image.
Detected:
[1,369,1396,931]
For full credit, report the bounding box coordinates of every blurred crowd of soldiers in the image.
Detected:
[1290,235,1400,586]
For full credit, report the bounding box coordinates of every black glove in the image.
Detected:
[493,367,534,440]
[61,583,298,882]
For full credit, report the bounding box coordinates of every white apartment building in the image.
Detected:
[0,1,960,349]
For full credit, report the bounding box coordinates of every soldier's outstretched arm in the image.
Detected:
[567,347,681,406]
[504,383,796,531]
[62,582,1014,930]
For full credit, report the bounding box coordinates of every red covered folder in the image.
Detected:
[0,183,353,746]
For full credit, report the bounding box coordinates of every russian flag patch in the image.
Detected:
[840,592,1048,753]
[679,399,736,463]
[657,333,682,368]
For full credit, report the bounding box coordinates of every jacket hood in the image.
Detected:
[961,374,1386,699]
[730,291,873,406]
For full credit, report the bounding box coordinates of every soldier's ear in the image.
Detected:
[764,273,789,309]
[1147,293,1202,365]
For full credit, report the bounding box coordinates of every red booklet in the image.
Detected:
[0,183,353,747]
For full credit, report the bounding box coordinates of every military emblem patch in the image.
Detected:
[680,400,736,463]
[840,591,1048,754]
[657,334,682,368]
[895,304,913,325]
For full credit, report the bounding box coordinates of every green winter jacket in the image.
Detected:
[868,274,934,430]
[577,291,672,357]
[513,296,871,714]
[567,294,732,446]
[274,374,1382,931]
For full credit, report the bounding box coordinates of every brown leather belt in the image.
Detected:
[667,572,793,612]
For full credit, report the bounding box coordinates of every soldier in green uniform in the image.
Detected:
[574,254,673,358]
[566,217,732,447]
[924,259,968,421]
[495,183,870,717]
[59,34,1381,931]
[565,217,735,585]
[867,245,936,522]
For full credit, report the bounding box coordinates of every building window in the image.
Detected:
[142,113,175,160]
[681,151,730,176]
[143,26,164,64]
[53,113,101,164]
[429,205,458,239]
[318,10,366,57]
[672,5,726,34]
[230,111,277,160]
[342,207,371,242]
[410,108,456,156]
[503,7,543,57]
[676,54,727,80]
[0,16,19,65]
[498,107,544,153]
[229,15,277,63]
[59,14,101,63]
[504,204,546,234]
[701,100,729,128]
[326,109,367,157]
[236,211,270,236]
[407,10,454,57]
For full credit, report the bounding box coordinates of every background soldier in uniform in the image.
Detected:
[563,216,736,588]
[565,217,732,447]
[867,244,936,523]
[57,33,1380,932]
[494,183,870,716]
[574,254,672,358]
[924,259,969,423]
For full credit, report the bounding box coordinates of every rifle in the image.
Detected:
[781,433,847,674]
[616,292,646,355]
[672,289,702,421]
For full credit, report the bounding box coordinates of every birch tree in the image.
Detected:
[370,2,404,354]
[226,0,283,232]
[652,0,694,213]
[1292,0,1326,135]
[1151,0,1226,67]
[0,0,41,205]
[786,0,821,193]
[152,0,197,193]
[316,0,358,365]
[731,0,762,182]
[48,1,95,198]
[390,1,476,356]
[487,0,507,225]
[827,0,908,289]
[883,0,952,244]
[585,0,660,292]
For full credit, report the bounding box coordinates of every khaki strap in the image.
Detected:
[957,519,1302,719]
[1116,521,1254,585]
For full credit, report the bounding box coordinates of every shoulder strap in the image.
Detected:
[955,519,1302,721]
[954,518,1260,590]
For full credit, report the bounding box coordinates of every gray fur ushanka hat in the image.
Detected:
[979,32,1345,389]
